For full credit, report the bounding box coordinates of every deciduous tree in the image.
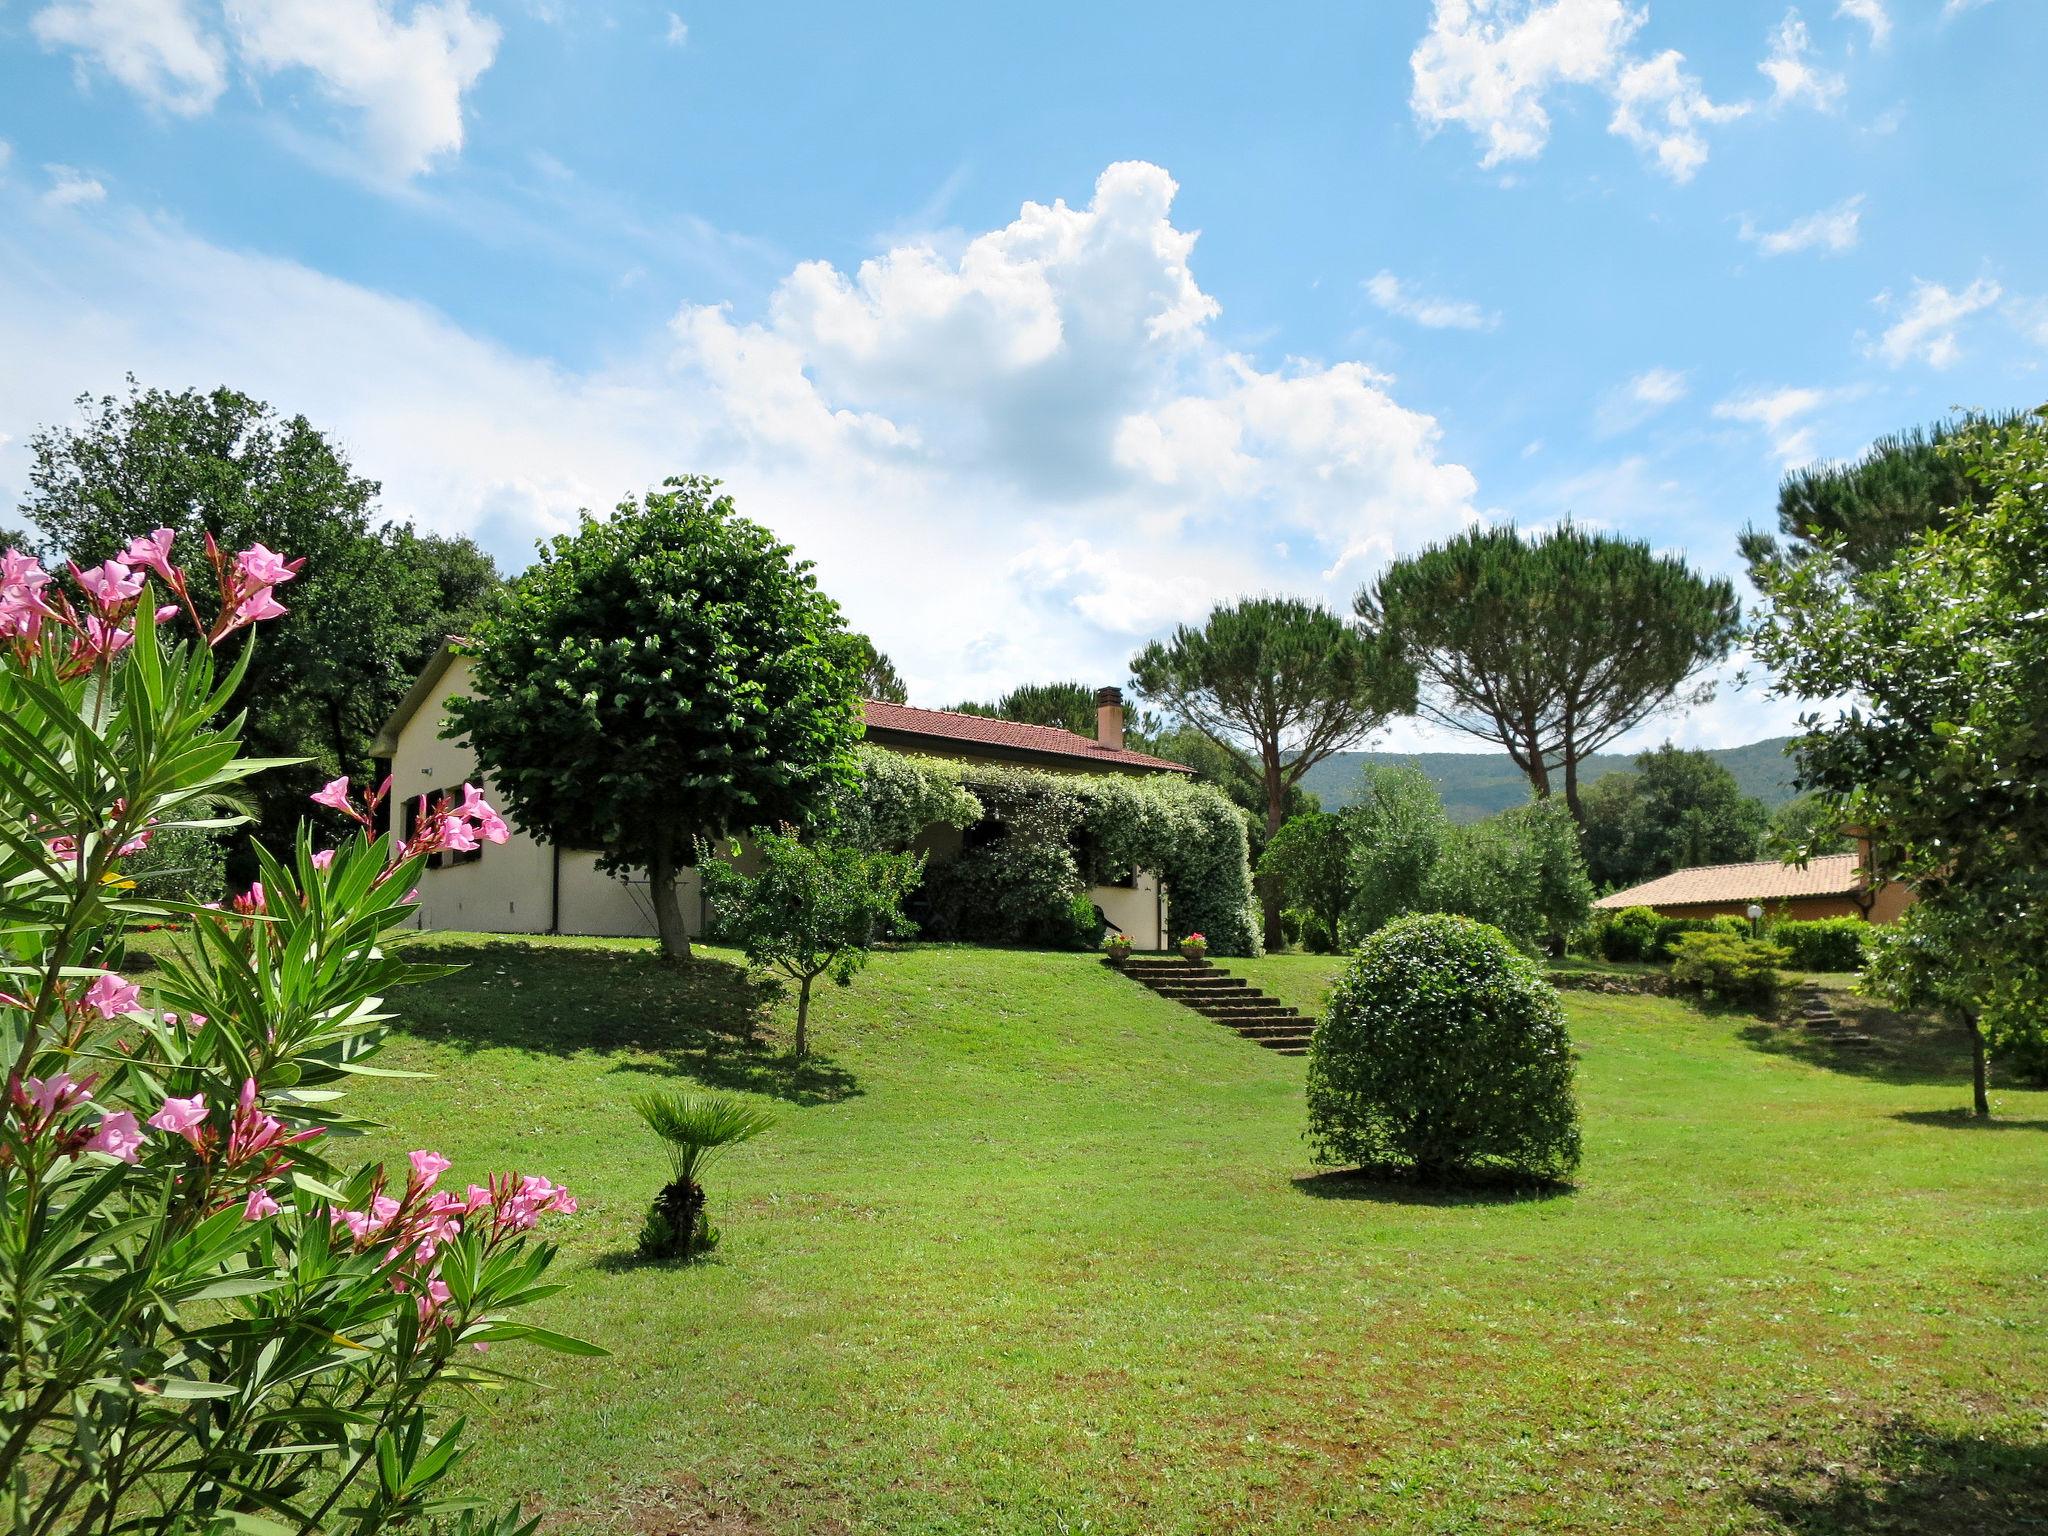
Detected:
[19,381,500,864]
[1751,409,2048,1116]
[451,476,863,960]
[1357,522,1739,823]
[1130,597,1413,950]
[1578,745,1769,890]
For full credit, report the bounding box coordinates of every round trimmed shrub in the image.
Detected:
[1307,913,1582,1181]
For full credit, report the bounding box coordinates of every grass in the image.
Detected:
[328,934,2047,1535]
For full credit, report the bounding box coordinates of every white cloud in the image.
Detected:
[33,0,499,178]
[0,163,1478,704]
[1741,193,1863,256]
[42,165,108,207]
[1409,0,1644,168]
[663,12,687,46]
[1834,0,1890,46]
[1871,276,2001,368]
[1364,270,1500,330]
[31,0,228,116]
[1411,1,1860,182]
[1594,366,1688,436]
[1713,384,1833,466]
[224,0,501,178]
[1942,0,1992,17]
[1608,48,1749,182]
[1758,9,1845,110]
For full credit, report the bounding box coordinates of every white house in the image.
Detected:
[372,646,1190,947]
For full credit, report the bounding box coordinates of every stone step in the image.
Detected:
[1186,996,1295,1013]
[1140,973,1249,989]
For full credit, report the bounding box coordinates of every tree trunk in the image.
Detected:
[795,972,814,1060]
[1967,1012,1989,1118]
[648,840,692,963]
[1260,788,1287,955]
[1562,751,1587,826]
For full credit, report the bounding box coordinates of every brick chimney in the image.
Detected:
[1095,685,1125,751]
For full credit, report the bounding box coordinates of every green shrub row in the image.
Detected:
[1763,915,1869,971]
[1667,932,1791,1009]
[1581,905,1748,962]
[827,746,1261,955]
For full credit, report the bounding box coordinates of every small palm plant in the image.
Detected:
[631,1090,775,1261]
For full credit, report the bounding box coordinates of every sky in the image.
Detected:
[0,0,2040,754]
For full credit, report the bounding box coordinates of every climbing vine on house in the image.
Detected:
[828,748,1259,955]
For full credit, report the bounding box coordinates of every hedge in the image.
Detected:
[1582,905,1747,963]
[829,747,1260,955]
[1764,916,1869,972]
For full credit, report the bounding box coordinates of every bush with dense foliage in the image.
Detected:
[120,822,229,905]
[1259,810,1351,952]
[699,829,922,1058]
[0,535,589,1535]
[1667,932,1790,1010]
[826,743,982,852]
[1340,763,1450,938]
[1306,914,1581,1182]
[1765,916,1869,972]
[1578,744,1768,890]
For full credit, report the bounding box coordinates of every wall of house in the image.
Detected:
[1092,872,1166,949]
[387,655,689,938]
[1631,891,1914,924]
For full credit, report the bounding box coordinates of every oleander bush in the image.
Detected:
[1765,915,1870,972]
[0,533,594,1536]
[1306,914,1581,1182]
[1667,932,1791,1010]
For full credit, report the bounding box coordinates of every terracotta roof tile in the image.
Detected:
[1592,853,1865,909]
[860,699,1194,775]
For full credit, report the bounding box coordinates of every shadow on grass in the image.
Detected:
[589,1247,727,1275]
[1291,1167,1574,1207]
[1892,1108,2048,1133]
[387,936,861,1107]
[1749,1419,2048,1534]
[1737,994,1975,1091]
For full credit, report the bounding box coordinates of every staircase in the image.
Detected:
[1113,956,1315,1056]
[1794,980,1876,1049]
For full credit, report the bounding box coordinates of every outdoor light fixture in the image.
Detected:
[1746,902,1764,937]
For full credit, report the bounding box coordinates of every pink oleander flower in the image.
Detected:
[242,1187,282,1221]
[83,972,141,1019]
[148,1094,209,1146]
[225,1077,316,1169]
[229,882,265,916]
[311,776,353,813]
[409,1148,453,1186]
[233,587,287,625]
[460,784,510,844]
[45,833,78,861]
[311,848,336,870]
[0,550,56,641]
[80,616,135,658]
[74,559,145,609]
[154,604,180,624]
[21,1072,91,1122]
[122,529,179,582]
[235,544,297,587]
[85,1109,144,1163]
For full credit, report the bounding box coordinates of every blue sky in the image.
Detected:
[0,0,2039,751]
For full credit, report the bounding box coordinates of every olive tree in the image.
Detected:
[450,477,863,960]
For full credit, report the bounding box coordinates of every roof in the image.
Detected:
[1592,853,1866,910]
[860,699,1194,775]
[373,643,1191,778]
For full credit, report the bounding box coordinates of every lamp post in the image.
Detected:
[1746,902,1764,939]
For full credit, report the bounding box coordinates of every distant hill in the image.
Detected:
[1297,736,1803,823]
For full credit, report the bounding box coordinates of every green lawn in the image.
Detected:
[336,935,2047,1535]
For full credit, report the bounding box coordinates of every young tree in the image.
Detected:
[1130,597,1414,950]
[1742,410,2029,575]
[451,477,864,960]
[19,381,501,863]
[699,831,922,1058]
[1342,763,1451,940]
[1752,409,2048,1116]
[1356,522,1740,822]
[1577,744,1769,889]
[1258,811,1353,951]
